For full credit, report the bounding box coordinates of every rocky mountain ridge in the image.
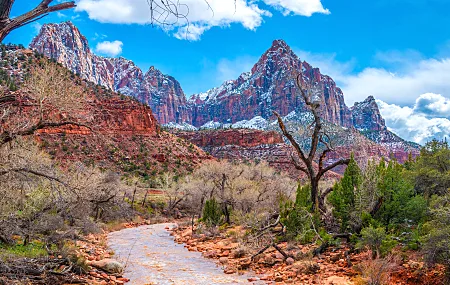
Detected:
[30,22,353,129]
[29,21,420,164]
[1,47,210,175]
[188,39,352,128]
[30,21,191,124]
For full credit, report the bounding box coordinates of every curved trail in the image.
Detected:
[108,223,265,285]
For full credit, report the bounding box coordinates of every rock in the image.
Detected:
[286,257,295,265]
[274,275,283,282]
[238,258,251,270]
[89,259,124,274]
[324,276,352,285]
[351,96,386,132]
[188,40,353,128]
[219,257,228,264]
[203,250,218,258]
[330,254,341,263]
[181,229,192,237]
[264,255,276,266]
[407,260,424,270]
[31,22,191,125]
[224,267,236,274]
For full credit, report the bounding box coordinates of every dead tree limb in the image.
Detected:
[251,242,293,261]
[0,1,76,42]
[274,73,351,214]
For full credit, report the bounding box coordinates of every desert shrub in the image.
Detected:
[329,153,361,231]
[202,198,222,226]
[280,184,320,243]
[280,200,314,242]
[355,256,396,285]
[346,157,427,236]
[0,140,132,247]
[174,160,296,225]
[422,193,450,279]
[357,226,397,259]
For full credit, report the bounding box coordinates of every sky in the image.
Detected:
[5,0,450,144]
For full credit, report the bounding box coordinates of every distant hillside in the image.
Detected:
[29,21,420,168]
[0,46,211,178]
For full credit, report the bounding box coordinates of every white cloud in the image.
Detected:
[76,0,328,40]
[296,49,450,107]
[295,49,450,143]
[342,58,450,106]
[262,0,329,16]
[174,24,210,41]
[294,49,355,84]
[95,40,123,57]
[377,97,450,145]
[92,32,108,41]
[32,22,42,34]
[56,11,67,18]
[413,93,450,118]
[216,56,258,82]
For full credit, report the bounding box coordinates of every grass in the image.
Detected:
[0,241,48,260]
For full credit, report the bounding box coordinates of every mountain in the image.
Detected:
[29,21,420,165]
[188,39,352,128]
[351,96,386,131]
[30,21,191,124]
[30,22,351,128]
[1,47,210,175]
[351,95,420,161]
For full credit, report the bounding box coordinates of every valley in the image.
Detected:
[0,11,448,285]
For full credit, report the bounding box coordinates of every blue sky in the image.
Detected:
[5,0,450,143]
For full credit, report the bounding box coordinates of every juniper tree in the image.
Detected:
[329,153,362,231]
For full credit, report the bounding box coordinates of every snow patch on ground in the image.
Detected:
[163,122,198,131]
[231,116,268,130]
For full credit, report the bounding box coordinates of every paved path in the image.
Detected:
[108,223,264,285]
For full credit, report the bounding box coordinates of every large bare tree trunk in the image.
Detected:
[274,74,350,214]
[0,0,76,42]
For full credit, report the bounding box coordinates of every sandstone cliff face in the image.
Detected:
[174,129,284,148]
[351,96,386,131]
[2,48,210,175]
[351,95,420,160]
[189,40,352,128]
[30,22,191,125]
[29,22,420,165]
[30,23,352,129]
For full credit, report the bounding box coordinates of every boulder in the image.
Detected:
[89,259,124,274]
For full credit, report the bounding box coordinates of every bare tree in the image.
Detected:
[0,0,76,42]
[274,74,350,214]
[177,160,295,223]
[0,58,87,147]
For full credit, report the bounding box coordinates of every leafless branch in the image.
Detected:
[0,0,76,42]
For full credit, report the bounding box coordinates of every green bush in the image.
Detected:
[329,153,361,232]
[202,198,222,226]
[422,193,450,279]
[357,226,397,259]
[280,184,319,242]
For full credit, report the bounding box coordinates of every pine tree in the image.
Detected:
[329,153,362,231]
